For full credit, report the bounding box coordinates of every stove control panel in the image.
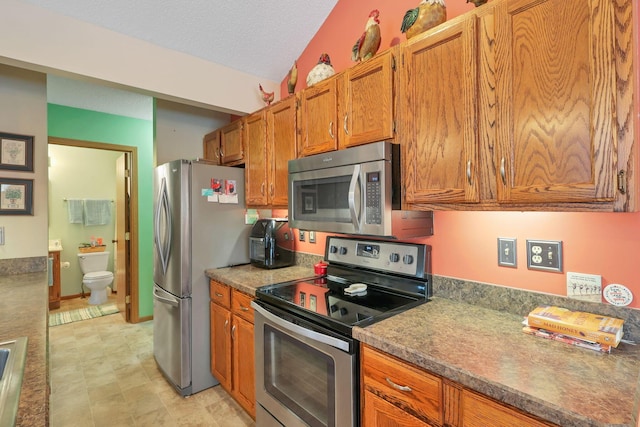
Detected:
[325,236,429,278]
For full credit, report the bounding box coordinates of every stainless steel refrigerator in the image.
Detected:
[153,159,251,396]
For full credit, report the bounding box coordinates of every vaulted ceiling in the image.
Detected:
[20,0,338,83]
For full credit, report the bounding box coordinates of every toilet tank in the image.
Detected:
[77,251,110,273]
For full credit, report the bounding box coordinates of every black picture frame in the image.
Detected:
[0,178,33,215]
[0,132,34,172]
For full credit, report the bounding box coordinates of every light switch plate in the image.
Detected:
[526,240,562,272]
[497,238,517,267]
[299,230,305,242]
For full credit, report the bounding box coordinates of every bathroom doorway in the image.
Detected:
[48,137,139,323]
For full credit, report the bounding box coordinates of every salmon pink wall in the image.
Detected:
[283,0,640,309]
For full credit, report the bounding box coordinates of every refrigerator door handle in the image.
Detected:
[153,287,180,307]
[154,177,172,275]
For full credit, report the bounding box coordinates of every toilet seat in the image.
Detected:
[84,271,113,280]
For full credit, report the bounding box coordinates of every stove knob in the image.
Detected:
[403,254,414,265]
[329,245,338,254]
[339,247,348,255]
[389,253,400,263]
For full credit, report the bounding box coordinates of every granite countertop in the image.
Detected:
[0,272,49,427]
[205,263,316,295]
[353,297,640,427]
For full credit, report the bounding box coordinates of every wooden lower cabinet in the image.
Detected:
[209,280,255,418]
[361,344,557,427]
[48,251,61,309]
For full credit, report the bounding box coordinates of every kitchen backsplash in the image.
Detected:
[0,256,47,275]
[434,275,640,343]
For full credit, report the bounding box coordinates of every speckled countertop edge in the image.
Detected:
[354,297,640,427]
[205,264,317,295]
[0,272,49,427]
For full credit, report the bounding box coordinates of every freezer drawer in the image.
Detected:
[153,284,192,395]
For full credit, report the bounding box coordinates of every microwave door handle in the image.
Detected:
[348,164,361,231]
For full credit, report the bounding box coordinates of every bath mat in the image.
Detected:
[49,303,119,327]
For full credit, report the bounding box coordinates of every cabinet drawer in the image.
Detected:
[232,290,254,323]
[362,345,442,425]
[210,280,231,308]
[462,390,557,427]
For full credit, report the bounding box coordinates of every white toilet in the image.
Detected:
[77,252,114,305]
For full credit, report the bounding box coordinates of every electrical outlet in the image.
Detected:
[309,231,316,243]
[526,240,562,272]
[567,272,602,302]
[497,238,517,267]
[299,230,305,242]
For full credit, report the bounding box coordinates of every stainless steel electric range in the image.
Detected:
[252,235,432,427]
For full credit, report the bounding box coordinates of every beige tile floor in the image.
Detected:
[49,296,255,427]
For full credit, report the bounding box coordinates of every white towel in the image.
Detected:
[83,199,111,226]
[67,199,84,224]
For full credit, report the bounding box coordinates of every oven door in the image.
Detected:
[252,301,358,427]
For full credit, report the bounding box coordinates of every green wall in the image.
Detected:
[48,103,154,318]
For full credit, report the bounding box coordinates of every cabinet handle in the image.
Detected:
[215,292,223,298]
[224,319,229,334]
[500,157,506,185]
[270,183,274,197]
[466,160,472,186]
[219,149,224,158]
[261,182,265,196]
[385,377,412,392]
[240,306,249,312]
[329,121,334,139]
[231,324,236,340]
[215,148,220,159]
[343,114,349,135]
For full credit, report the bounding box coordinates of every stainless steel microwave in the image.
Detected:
[288,141,433,239]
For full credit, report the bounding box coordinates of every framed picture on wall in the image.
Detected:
[0,132,34,172]
[0,178,33,215]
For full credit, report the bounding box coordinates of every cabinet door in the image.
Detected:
[299,76,338,156]
[48,251,61,309]
[462,390,556,427]
[203,129,221,164]
[267,96,298,206]
[219,120,244,165]
[363,390,433,427]
[210,301,232,391]
[232,316,255,418]
[401,16,479,204]
[339,50,396,149]
[495,0,616,204]
[245,111,269,206]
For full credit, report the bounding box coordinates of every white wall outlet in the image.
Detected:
[567,272,602,302]
[309,231,316,243]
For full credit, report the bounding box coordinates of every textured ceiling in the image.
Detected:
[20,0,338,83]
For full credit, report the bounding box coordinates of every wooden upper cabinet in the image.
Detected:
[219,120,245,165]
[338,49,396,149]
[203,129,221,164]
[244,110,268,206]
[266,96,297,206]
[401,14,479,205]
[494,0,616,205]
[298,75,339,156]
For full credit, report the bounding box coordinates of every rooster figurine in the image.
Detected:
[306,53,335,87]
[258,84,274,106]
[401,0,447,40]
[351,9,381,62]
[287,60,298,95]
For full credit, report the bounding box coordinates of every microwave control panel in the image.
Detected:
[365,172,382,225]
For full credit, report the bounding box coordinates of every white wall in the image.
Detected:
[0,0,274,115]
[155,100,230,166]
[0,64,48,260]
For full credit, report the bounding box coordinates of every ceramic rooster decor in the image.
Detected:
[401,0,447,40]
[351,9,381,62]
[287,60,298,95]
[259,84,274,106]
[467,0,488,6]
[306,53,335,87]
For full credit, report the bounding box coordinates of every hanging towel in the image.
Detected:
[67,199,84,224]
[83,199,111,226]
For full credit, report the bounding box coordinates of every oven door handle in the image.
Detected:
[252,301,350,352]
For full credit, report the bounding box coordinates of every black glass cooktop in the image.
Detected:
[256,275,425,334]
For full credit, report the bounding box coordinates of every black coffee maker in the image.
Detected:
[249,219,294,269]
